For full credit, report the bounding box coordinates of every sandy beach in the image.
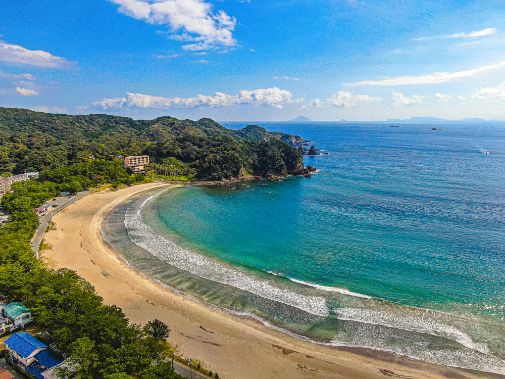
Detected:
[41,183,494,379]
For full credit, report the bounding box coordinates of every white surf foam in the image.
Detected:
[287,277,372,299]
[124,195,329,317]
[116,190,505,375]
[334,307,489,354]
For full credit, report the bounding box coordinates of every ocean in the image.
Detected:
[103,122,505,374]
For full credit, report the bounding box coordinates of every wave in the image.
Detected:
[124,195,328,317]
[333,307,488,354]
[278,275,489,355]
[116,191,505,375]
[286,277,372,299]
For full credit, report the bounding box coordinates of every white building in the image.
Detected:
[2,302,33,328]
[0,172,39,196]
[124,155,150,173]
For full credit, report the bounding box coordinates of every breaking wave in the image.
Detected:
[125,195,328,317]
[114,190,505,375]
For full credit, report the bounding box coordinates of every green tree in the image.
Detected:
[144,319,171,340]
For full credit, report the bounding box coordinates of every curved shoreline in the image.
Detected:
[41,183,497,379]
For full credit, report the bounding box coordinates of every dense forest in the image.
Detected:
[0,172,186,378]
[0,107,312,181]
[0,108,317,378]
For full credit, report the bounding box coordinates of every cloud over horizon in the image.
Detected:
[94,87,294,110]
[326,91,381,107]
[16,87,39,96]
[392,92,423,106]
[473,82,505,101]
[415,27,497,41]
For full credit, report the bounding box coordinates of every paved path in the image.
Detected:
[173,361,209,379]
[31,191,89,258]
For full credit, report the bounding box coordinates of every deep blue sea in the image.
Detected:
[104,122,505,374]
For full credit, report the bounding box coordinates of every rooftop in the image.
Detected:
[4,303,30,319]
[33,349,62,369]
[5,333,47,358]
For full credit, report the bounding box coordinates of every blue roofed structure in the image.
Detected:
[4,332,66,379]
[25,365,44,379]
[5,332,47,358]
[33,350,62,370]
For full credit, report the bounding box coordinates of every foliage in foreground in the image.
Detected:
[0,164,181,378]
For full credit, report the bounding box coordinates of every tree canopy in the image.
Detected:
[0,108,307,181]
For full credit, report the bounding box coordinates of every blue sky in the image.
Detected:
[1,0,505,121]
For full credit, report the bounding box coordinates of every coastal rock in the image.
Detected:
[307,145,318,156]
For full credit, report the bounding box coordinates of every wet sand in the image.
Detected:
[42,183,494,379]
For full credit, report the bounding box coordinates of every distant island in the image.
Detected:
[289,116,312,122]
[386,116,488,123]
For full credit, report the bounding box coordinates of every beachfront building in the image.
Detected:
[4,332,65,379]
[2,303,33,329]
[0,173,39,197]
[123,155,150,173]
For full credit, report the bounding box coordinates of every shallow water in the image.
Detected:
[103,122,505,374]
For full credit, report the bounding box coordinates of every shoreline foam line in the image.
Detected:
[118,191,505,374]
[124,193,329,317]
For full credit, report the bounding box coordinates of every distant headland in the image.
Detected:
[288,116,312,122]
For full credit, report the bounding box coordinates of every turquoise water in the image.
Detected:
[104,122,505,374]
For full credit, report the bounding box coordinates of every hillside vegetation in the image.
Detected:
[0,108,309,181]
[0,108,315,378]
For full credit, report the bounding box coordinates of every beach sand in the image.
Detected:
[42,183,493,379]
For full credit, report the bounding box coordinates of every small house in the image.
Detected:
[4,333,47,368]
[2,303,33,328]
[5,333,65,379]
[0,304,13,335]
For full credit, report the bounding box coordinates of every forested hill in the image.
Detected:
[0,107,311,180]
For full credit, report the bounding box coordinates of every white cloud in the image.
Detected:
[16,87,39,96]
[156,53,181,59]
[415,27,497,41]
[473,82,505,101]
[348,61,505,86]
[0,71,35,81]
[326,91,381,108]
[274,76,301,81]
[110,0,236,51]
[450,27,497,39]
[0,41,72,68]
[392,92,423,106]
[94,87,293,110]
[435,92,452,102]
